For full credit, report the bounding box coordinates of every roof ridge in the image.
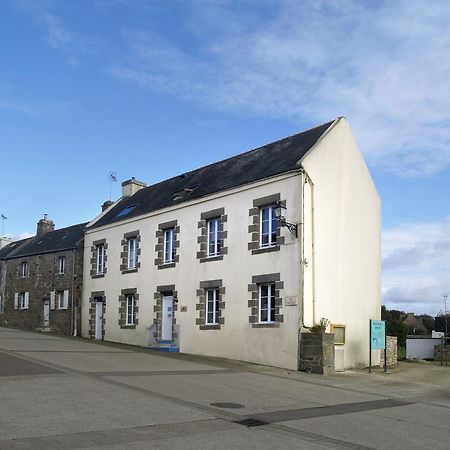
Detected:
[140,120,334,192]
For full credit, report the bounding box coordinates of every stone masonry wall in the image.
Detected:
[2,246,83,335]
[299,332,335,375]
[380,336,397,367]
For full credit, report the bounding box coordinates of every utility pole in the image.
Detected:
[442,292,448,366]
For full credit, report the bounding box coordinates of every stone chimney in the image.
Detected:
[121,177,147,197]
[36,214,55,237]
[101,200,113,212]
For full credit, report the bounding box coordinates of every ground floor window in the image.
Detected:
[206,288,220,325]
[259,283,275,323]
[126,294,136,325]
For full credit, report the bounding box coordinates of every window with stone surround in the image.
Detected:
[56,290,69,310]
[197,208,228,263]
[196,280,225,330]
[58,256,66,274]
[248,194,285,255]
[248,273,284,328]
[154,221,180,269]
[118,288,139,329]
[126,294,136,325]
[19,261,28,278]
[90,239,108,278]
[164,228,175,263]
[120,231,141,274]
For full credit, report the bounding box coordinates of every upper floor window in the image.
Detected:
[97,244,106,274]
[128,238,137,269]
[20,261,28,278]
[164,228,176,263]
[207,218,221,257]
[206,288,220,325]
[126,294,136,325]
[260,206,277,247]
[58,256,66,274]
[259,283,276,323]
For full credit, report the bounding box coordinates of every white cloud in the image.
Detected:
[112,0,450,177]
[5,231,34,242]
[383,216,450,315]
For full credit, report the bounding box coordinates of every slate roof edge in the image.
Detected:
[126,121,336,193]
[296,116,342,166]
[86,198,123,229]
[86,169,301,233]
[3,222,88,260]
[4,240,85,260]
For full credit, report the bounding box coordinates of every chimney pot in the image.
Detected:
[121,177,147,197]
[101,200,114,212]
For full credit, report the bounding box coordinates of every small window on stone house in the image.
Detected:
[128,238,137,269]
[260,206,277,248]
[20,261,28,278]
[126,294,136,325]
[97,244,106,274]
[57,290,69,310]
[259,283,276,323]
[164,228,176,263]
[58,256,66,274]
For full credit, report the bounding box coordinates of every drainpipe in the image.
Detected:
[300,166,317,326]
[71,247,76,336]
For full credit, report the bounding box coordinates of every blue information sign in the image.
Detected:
[370,320,386,350]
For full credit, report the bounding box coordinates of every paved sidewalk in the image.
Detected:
[1,327,450,449]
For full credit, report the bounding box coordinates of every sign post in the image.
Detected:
[369,319,386,373]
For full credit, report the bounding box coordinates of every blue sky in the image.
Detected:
[1,0,449,315]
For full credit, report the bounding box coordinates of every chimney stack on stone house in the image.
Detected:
[36,214,55,237]
[121,177,147,197]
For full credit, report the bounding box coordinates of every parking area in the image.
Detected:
[1,327,450,449]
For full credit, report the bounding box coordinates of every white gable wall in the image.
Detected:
[301,117,381,368]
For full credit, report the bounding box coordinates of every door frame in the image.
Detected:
[161,295,173,341]
[43,299,50,327]
[95,299,104,340]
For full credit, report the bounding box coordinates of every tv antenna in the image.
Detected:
[1,214,6,237]
[108,171,117,200]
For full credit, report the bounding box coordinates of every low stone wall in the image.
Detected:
[299,332,334,375]
[380,336,397,367]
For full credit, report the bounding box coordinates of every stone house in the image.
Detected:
[0,216,85,335]
[81,117,381,370]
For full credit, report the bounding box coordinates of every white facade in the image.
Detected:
[81,118,381,370]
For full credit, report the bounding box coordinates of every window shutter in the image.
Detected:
[50,291,55,310]
[24,292,29,309]
[63,290,69,309]
[14,293,19,309]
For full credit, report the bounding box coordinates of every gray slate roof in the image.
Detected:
[91,120,333,229]
[1,223,87,260]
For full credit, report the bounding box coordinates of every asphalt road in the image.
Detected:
[1,327,450,449]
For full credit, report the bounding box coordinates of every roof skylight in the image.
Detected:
[116,204,137,217]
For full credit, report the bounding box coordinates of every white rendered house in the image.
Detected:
[81,117,381,370]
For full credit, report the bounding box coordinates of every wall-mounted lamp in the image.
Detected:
[274,201,298,237]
